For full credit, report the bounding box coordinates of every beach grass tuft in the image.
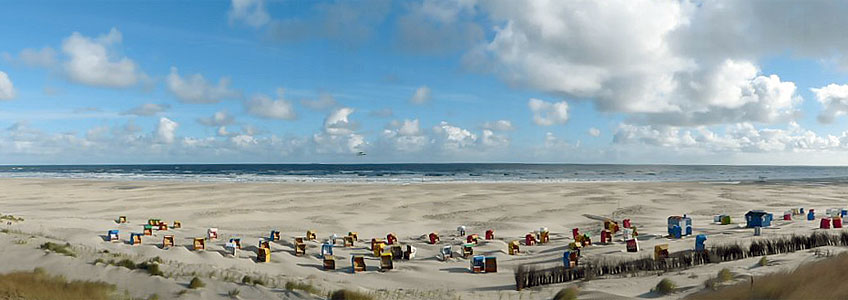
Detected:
[285,281,320,294]
[39,242,75,257]
[189,277,205,289]
[553,286,579,300]
[328,289,374,300]
[0,269,114,300]
[654,278,676,295]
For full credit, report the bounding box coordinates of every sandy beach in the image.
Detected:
[1,178,847,299]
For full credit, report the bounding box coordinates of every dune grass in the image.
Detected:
[39,242,76,257]
[688,253,848,300]
[328,289,374,300]
[0,269,114,300]
[285,281,320,294]
[553,287,579,300]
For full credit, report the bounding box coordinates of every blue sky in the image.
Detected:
[2,0,848,165]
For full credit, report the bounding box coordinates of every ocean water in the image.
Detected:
[0,164,847,183]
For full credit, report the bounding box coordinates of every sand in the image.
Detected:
[0,178,846,299]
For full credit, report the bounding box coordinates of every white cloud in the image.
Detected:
[166,67,240,103]
[0,71,15,100]
[228,0,270,28]
[61,28,145,88]
[588,127,601,137]
[244,88,296,120]
[528,98,569,126]
[311,107,365,154]
[198,111,235,127]
[432,121,477,151]
[410,86,432,104]
[812,83,848,123]
[481,129,509,148]
[155,117,178,144]
[300,92,338,111]
[121,103,169,116]
[482,120,513,131]
[381,119,429,153]
[323,107,356,135]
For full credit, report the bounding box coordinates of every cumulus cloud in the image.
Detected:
[0,71,15,100]
[166,67,240,104]
[410,86,432,104]
[381,119,429,153]
[310,107,365,154]
[61,28,145,88]
[228,0,270,28]
[528,98,569,126]
[300,92,338,111]
[432,121,477,152]
[155,117,178,144]
[482,120,513,131]
[812,83,848,124]
[198,111,235,127]
[121,103,170,116]
[244,88,296,120]
[588,127,601,137]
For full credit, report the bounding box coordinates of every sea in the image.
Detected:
[0,164,848,183]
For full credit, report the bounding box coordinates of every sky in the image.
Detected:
[3,1,848,165]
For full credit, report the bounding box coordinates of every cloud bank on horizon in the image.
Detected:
[2,0,848,164]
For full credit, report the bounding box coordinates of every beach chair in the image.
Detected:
[403,245,416,260]
[462,243,474,258]
[148,219,160,226]
[457,226,466,236]
[107,230,119,242]
[485,256,497,273]
[622,228,634,241]
[835,217,843,228]
[229,238,242,249]
[270,230,280,241]
[207,228,218,240]
[256,248,270,263]
[508,240,520,255]
[784,211,792,221]
[386,233,398,245]
[654,244,669,260]
[390,245,403,260]
[808,210,815,220]
[485,229,494,240]
[225,242,238,256]
[323,255,335,270]
[348,232,358,241]
[721,215,732,225]
[258,238,270,249]
[343,236,354,247]
[821,218,832,229]
[569,241,583,252]
[371,238,386,251]
[372,241,386,257]
[193,238,205,251]
[581,233,592,246]
[626,238,639,252]
[130,232,142,245]
[563,251,574,268]
[695,234,707,252]
[754,226,762,236]
[439,245,452,261]
[537,228,549,244]
[524,233,536,246]
[380,253,393,271]
[600,229,612,244]
[306,230,317,241]
[143,225,153,236]
[428,232,440,244]
[162,235,174,248]
[572,228,580,239]
[467,234,479,244]
[351,256,366,273]
[470,255,485,273]
[604,220,619,234]
[158,222,168,231]
[117,216,127,224]
[623,219,631,228]
[321,243,334,258]
[172,221,181,229]
[295,237,306,256]
[329,234,339,245]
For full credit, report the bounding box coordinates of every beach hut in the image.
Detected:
[386,233,398,245]
[193,238,205,250]
[834,217,843,228]
[485,229,495,240]
[462,243,474,258]
[158,222,168,231]
[306,230,317,241]
[538,228,550,244]
[321,243,334,258]
[808,210,816,220]
[508,240,520,255]
[626,238,639,252]
[457,226,466,236]
[162,235,174,248]
[130,233,142,245]
[600,229,612,244]
[745,210,773,228]
[323,255,335,270]
[390,245,403,260]
[485,257,497,273]
[107,230,119,242]
[256,248,270,263]
[225,242,238,256]
[623,219,632,228]
[380,253,393,271]
[270,230,280,241]
[207,228,218,240]
[143,225,153,236]
[172,221,181,229]
[524,233,536,246]
[258,239,270,249]
[467,234,480,244]
[343,235,354,247]
[439,245,452,261]
[229,238,242,249]
[404,245,417,260]
[428,232,440,244]
[695,234,707,252]
[348,232,358,241]
[117,216,127,224]
[654,244,669,260]
[351,256,366,273]
[372,240,386,257]
[470,256,485,273]
[821,218,832,229]
[667,216,692,237]
[294,237,306,256]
